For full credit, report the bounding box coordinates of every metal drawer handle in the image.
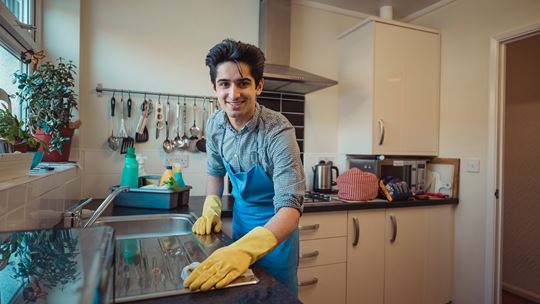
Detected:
[378,119,385,145]
[298,277,319,287]
[352,217,360,247]
[390,215,397,243]
[298,224,320,231]
[299,250,319,261]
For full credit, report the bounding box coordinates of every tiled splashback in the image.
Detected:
[0,166,81,232]
[258,91,305,162]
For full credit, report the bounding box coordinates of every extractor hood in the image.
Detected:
[259,0,338,94]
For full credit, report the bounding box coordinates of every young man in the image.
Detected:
[184,39,305,295]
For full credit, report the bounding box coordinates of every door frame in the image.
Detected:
[486,22,540,304]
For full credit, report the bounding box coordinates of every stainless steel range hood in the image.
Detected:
[259,0,337,94]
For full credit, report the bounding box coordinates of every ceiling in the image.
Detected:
[308,0,445,20]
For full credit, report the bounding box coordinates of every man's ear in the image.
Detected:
[256,79,264,95]
[211,81,217,94]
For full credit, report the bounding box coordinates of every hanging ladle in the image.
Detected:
[189,98,200,140]
[162,96,174,153]
[196,98,208,152]
[173,97,184,150]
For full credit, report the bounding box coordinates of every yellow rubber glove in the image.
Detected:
[192,195,222,235]
[184,226,278,291]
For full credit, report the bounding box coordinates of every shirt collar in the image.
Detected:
[221,103,261,133]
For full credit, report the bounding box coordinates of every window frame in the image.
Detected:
[0,0,41,54]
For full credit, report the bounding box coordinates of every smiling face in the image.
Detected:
[212,61,263,130]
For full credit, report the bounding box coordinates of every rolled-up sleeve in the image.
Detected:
[206,114,226,177]
[267,123,305,214]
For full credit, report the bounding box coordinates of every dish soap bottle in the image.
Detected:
[160,165,175,186]
[121,147,139,188]
[173,163,186,187]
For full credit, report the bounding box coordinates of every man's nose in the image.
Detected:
[228,84,241,99]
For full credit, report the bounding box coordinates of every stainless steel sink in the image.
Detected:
[93,213,259,302]
[95,213,196,239]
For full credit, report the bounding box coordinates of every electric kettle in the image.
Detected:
[312,160,339,193]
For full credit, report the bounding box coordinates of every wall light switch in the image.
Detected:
[466,159,480,173]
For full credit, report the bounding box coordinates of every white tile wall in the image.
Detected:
[0,166,80,232]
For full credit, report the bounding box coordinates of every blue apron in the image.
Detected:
[220,126,299,295]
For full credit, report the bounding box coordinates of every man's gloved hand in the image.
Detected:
[183,226,278,291]
[192,195,222,235]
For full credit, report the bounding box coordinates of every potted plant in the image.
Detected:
[0,104,37,152]
[14,57,80,161]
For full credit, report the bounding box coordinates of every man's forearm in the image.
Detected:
[207,175,225,197]
[264,207,300,243]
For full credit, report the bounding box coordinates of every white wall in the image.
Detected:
[77,0,259,197]
[410,0,540,303]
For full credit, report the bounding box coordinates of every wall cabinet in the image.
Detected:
[338,17,440,156]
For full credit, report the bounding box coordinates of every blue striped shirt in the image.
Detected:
[206,103,305,213]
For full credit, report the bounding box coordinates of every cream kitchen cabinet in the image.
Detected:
[338,17,440,156]
[384,205,454,304]
[346,209,386,304]
[298,211,347,304]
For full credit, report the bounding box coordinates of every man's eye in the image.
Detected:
[218,82,230,88]
[239,81,250,87]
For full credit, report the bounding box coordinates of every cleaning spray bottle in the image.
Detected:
[173,163,186,187]
[120,147,139,188]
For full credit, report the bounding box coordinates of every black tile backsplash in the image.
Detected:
[259,91,305,161]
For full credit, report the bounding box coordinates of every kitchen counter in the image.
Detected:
[85,199,300,304]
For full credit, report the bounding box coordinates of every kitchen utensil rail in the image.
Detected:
[96,83,217,102]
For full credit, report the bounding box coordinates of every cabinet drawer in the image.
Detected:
[298,263,346,304]
[299,212,347,240]
[299,237,346,268]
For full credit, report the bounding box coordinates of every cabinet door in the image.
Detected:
[384,207,427,304]
[424,205,454,304]
[373,23,440,155]
[347,209,385,304]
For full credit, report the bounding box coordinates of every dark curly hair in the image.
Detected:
[205,39,265,88]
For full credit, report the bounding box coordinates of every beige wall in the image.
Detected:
[411,0,540,303]
[77,0,259,197]
[503,33,540,299]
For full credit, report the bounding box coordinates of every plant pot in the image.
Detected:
[34,128,75,162]
[13,142,29,153]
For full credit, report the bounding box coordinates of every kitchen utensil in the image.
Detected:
[173,98,183,149]
[107,95,121,151]
[196,98,208,152]
[122,94,135,152]
[135,98,149,142]
[119,95,135,154]
[312,160,339,193]
[181,99,189,149]
[162,98,174,153]
[155,97,164,139]
[189,99,200,140]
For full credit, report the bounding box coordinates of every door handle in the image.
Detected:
[390,215,397,243]
[298,277,319,287]
[298,224,320,232]
[299,250,319,261]
[378,119,385,145]
[352,217,360,247]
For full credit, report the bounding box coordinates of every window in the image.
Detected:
[0,44,27,117]
[0,0,39,52]
[2,0,32,24]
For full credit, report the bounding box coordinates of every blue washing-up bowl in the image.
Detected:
[30,152,44,169]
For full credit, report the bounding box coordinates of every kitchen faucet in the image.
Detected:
[64,186,129,228]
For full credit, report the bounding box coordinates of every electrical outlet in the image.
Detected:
[178,154,189,168]
[466,158,480,173]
